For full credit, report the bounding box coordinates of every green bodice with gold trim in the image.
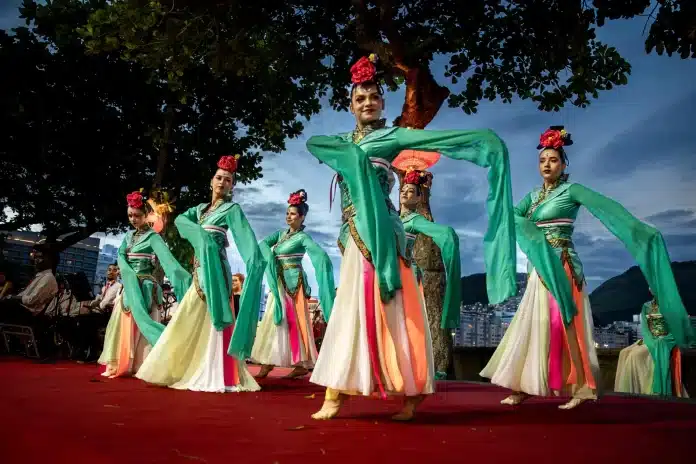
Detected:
[515,180,693,354]
[520,182,585,285]
[117,229,191,346]
[175,200,266,360]
[260,227,336,324]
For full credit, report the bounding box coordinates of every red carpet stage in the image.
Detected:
[1,358,694,464]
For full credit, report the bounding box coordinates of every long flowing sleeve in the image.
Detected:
[259,230,284,325]
[148,233,192,303]
[569,183,694,348]
[391,128,516,304]
[306,135,401,303]
[302,234,336,322]
[117,238,165,345]
[227,204,267,359]
[514,192,533,217]
[409,215,462,329]
[174,210,233,331]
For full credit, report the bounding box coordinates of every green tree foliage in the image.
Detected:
[0,1,264,262]
[79,0,642,116]
[594,0,696,59]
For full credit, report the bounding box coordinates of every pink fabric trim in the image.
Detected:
[363,256,386,399]
[222,324,238,387]
[284,293,301,365]
[548,293,563,392]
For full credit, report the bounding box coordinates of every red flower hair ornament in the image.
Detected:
[288,190,307,206]
[126,191,145,209]
[403,169,427,186]
[217,154,240,173]
[537,126,573,150]
[350,54,378,84]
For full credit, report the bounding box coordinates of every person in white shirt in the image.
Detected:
[0,246,58,323]
[87,264,123,313]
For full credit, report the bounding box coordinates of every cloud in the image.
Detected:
[72,15,695,298]
[646,209,695,224]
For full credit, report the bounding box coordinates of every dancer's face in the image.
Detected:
[128,206,148,229]
[538,149,566,184]
[400,184,420,208]
[286,206,305,229]
[211,169,234,198]
[350,84,384,126]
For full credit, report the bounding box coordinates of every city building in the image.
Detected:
[1,230,100,288]
[454,290,523,348]
[593,325,631,348]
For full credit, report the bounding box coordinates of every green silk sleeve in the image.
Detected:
[391,127,516,304]
[227,204,267,359]
[180,205,198,221]
[259,230,284,325]
[306,135,401,303]
[117,237,165,345]
[174,212,233,331]
[409,215,462,329]
[148,232,192,303]
[515,192,533,217]
[569,183,694,347]
[514,213,577,325]
[302,234,336,322]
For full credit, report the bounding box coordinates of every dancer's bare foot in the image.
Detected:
[392,394,426,421]
[558,397,586,410]
[255,364,274,379]
[500,392,529,405]
[311,395,346,420]
[283,366,309,379]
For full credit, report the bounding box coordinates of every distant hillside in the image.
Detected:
[590,261,696,325]
[459,262,696,323]
[460,272,527,305]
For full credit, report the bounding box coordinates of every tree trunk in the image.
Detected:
[153,104,175,188]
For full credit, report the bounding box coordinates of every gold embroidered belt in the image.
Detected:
[546,237,574,249]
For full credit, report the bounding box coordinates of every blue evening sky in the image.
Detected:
[3,2,695,293]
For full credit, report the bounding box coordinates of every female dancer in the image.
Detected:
[615,289,689,397]
[307,54,517,421]
[251,190,335,379]
[99,191,190,377]
[136,155,265,392]
[480,126,693,409]
[399,169,461,380]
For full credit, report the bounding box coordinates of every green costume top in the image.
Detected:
[174,200,266,359]
[260,227,336,324]
[514,180,694,350]
[401,211,462,328]
[118,229,191,346]
[307,126,516,305]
